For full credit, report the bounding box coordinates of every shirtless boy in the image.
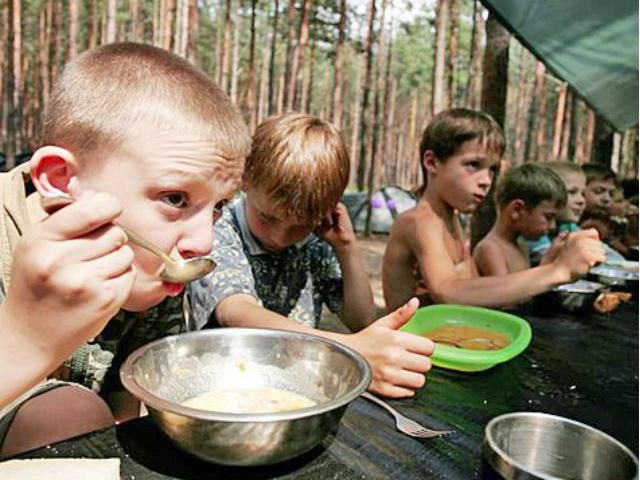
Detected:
[473,163,567,276]
[383,109,605,310]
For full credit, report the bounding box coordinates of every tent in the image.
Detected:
[481,0,638,132]
[344,186,417,234]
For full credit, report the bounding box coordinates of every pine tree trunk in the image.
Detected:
[356,0,376,191]
[447,0,459,108]
[301,36,315,113]
[187,0,199,63]
[552,83,567,159]
[68,0,79,60]
[230,0,242,103]
[408,90,418,188]
[319,63,330,120]
[246,0,258,129]
[366,0,389,235]
[276,48,286,114]
[106,0,117,44]
[513,49,531,165]
[38,2,50,110]
[379,23,394,187]
[4,0,16,168]
[465,0,484,109]
[12,0,22,157]
[560,89,574,160]
[267,0,279,115]
[529,60,547,162]
[257,29,270,125]
[52,0,64,84]
[173,0,188,57]
[283,0,296,110]
[287,0,312,111]
[432,0,449,115]
[218,0,232,92]
[386,78,397,184]
[331,0,347,129]
[581,108,595,165]
[480,11,509,127]
[349,62,362,186]
[591,114,614,166]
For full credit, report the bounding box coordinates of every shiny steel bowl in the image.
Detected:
[120,328,371,466]
[483,412,639,480]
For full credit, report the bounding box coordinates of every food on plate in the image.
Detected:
[422,325,510,351]
[183,387,316,414]
[593,291,632,313]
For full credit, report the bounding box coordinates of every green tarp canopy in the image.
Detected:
[481,0,639,131]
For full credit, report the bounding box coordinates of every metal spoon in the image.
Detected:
[41,193,216,284]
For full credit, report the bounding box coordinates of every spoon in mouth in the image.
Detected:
[42,193,216,284]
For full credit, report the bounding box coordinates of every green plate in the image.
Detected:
[400,304,532,372]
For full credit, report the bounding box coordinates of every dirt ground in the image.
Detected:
[319,233,389,332]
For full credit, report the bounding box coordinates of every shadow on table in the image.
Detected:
[116,416,328,479]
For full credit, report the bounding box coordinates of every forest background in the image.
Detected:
[1,0,638,194]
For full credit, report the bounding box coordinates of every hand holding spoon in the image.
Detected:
[41,193,216,284]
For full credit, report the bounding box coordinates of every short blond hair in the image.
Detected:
[245,113,349,223]
[42,43,250,167]
[546,160,585,181]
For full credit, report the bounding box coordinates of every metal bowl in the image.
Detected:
[541,280,605,313]
[120,328,372,466]
[483,412,639,480]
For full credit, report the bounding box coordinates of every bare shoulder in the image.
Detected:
[473,234,503,259]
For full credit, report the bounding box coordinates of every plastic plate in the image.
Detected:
[400,304,532,372]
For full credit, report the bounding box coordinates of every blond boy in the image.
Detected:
[191,113,434,398]
[474,164,567,276]
[0,43,250,454]
[524,162,587,264]
[383,108,605,311]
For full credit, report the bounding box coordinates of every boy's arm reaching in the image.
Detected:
[216,295,433,398]
[473,239,510,276]
[417,223,604,307]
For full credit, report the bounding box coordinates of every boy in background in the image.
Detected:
[474,163,567,276]
[525,161,586,265]
[0,43,250,455]
[383,109,605,311]
[191,113,434,399]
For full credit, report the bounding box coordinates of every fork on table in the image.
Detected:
[361,391,453,439]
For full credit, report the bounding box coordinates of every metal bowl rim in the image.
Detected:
[484,412,639,479]
[120,327,372,422]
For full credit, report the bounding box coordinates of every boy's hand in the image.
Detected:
[346,298,434,398]
[2,192,136,367]
[553,229,605,282]
[316,203,357,250]
[540,232,569,265]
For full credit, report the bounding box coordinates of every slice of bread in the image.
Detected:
[0,458,120,479]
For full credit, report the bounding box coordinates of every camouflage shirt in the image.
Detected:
[190,195,344,329]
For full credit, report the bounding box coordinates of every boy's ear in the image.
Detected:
[509,199,526,220]
[423,150,439,176]
[30,146,79,198]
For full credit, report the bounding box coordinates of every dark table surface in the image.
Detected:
[19,302,639,479]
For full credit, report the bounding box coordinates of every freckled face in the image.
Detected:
[76,131,244,311]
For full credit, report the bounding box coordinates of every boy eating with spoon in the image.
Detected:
[0,42,250,456]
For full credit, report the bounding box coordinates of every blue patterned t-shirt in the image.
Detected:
[190,195,344,329]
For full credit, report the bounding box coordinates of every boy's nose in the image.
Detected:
[178,218,214,259]
[478,170,492,189]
